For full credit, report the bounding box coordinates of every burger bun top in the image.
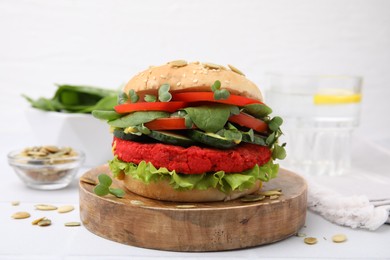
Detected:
[124,60,263,101]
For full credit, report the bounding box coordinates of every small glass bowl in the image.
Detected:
[7,148,85,190]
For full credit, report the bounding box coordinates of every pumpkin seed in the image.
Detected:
[228,64,245,76]
[43,145,60,153]
[80,176,97,185]
[12,212,30,219]
[32,217,46,225]
[35,204,58,211]
[130,200,144,206]
[241,194,266,202]
[332,234,347,243]
[38,219,51,226]
[11,201,20,206]
[65,221,81,227]
[57,205,74,213]
[304,237,318,245]
[203,62,221,70]
[296,232,307,237]
[168,60,188,67]
[269,195,280,200]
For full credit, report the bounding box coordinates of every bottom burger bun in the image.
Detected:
[123,175,262,202]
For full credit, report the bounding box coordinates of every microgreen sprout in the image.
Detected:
[118,90,139,104]
[129,89,139,103]
[158,84,172,102]
[268,116,283,132]
[144,94,157,102]
[272,143,287,160]
[244,103,273,118]
[211,80,230,100]
[93,173,125,198]
[117,92,128,104]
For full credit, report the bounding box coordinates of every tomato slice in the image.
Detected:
[144,118,192,130]
[229,112,268,133]
[114,101,187,114]
[172,92,262,107]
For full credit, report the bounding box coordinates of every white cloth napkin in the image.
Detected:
[304,176,390,230]
[283,137,390,230]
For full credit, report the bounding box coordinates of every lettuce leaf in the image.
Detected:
[109,157,280,193]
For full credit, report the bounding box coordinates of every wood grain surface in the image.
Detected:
[79,165,307,252]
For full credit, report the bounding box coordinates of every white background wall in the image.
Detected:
[1,0,389,143]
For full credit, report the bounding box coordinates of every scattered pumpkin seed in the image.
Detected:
[65,222,81,227]
[168,60,188,67]
[11,201,20,206]
[130,200,144,206]
[32,217,46,225]
[38,219,52,227]
[228,64,245,76]
[332,234,347,243]
[296,232,307,237]
[80,176,97,185]
[304,237,318,245]
[241,194,266,202]
[57,205,74,213]
[12,211,30,219]
[35,204,58,211]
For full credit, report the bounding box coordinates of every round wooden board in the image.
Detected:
[79,165,307,252]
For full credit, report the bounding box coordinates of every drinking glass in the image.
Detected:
[265,74,363,176]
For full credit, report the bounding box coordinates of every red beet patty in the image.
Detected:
[113,137,271,174]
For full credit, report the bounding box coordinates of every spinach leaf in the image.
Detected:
[184,105,237,133]
[243,103,272,118]
[108,111,169,128]
[23,84,118,113]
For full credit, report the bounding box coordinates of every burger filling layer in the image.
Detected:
[113,137,271,174]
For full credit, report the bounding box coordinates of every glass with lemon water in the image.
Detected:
[265,75,362,176]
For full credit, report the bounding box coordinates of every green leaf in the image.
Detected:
[129,89,139,103]
[108,111,169,128]
[144,94,157,102]
[211,80,221,92]
[244,103,273,118]
[272,144,287,160]
[268,116,283,132]
[23,84,118,113]
[183,105,233,133]
[94,184,109,196]
[92,110,122,121]
[109,158,280,193]
[266,132,276,145]
[184,115,194,129]
[136,124,151,135]
[98,174,112,187]
[117,92,128,104]
[158,84,172,102]
[109,188,125,198]
[214,89,231,100]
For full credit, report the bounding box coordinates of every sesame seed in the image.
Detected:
[177,82,181,86]
[193,79,198,83]
[160,75,166,79]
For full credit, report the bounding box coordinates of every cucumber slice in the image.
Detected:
[148,130,195,147]
[187,130,237,149]
[113,129,152,142]
[242,132,267,146]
